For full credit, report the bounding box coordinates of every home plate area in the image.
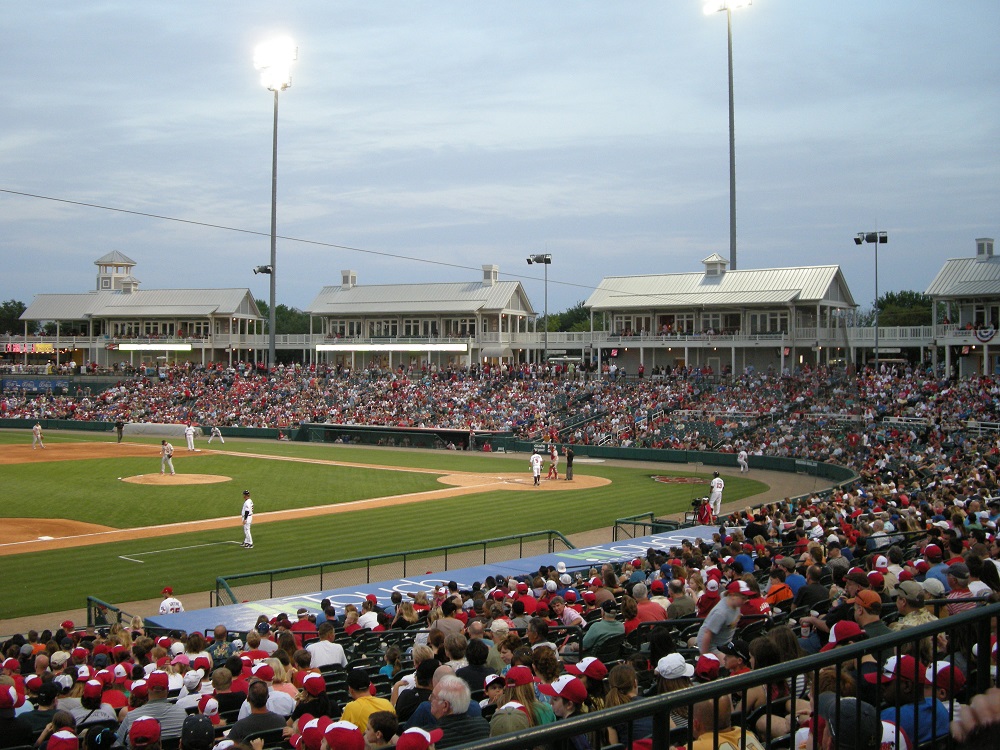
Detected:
[437,472,610,491]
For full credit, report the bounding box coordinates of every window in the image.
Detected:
[748,312,788,334]
[328,320,362,337]
[444,318,476,336]
[674,314,694,334]
[701,313,721,332]
[368,319,398,337]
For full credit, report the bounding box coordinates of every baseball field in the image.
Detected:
[0,429,771,623]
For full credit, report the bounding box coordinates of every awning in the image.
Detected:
[479,347,513,358]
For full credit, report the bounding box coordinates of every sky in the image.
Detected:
[2,2,998,318]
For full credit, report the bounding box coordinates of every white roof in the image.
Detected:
[585,265,855,311]
[21,289,262,321]
[306,280,534,316]
[925,255,1000,298]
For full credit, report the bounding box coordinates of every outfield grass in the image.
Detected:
[0,431,766,619]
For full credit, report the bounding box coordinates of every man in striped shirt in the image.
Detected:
[944,563,978,616]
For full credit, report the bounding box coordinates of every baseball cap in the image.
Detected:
[946,563,970,579]
[36,682,59,705]
[894,580,924,602]
[484,673,504,690]
[301,672,326,697]
[243,489,251,496]
[82,679,104,701]
[251,663,275,682]
[556,562,567,573]
[694,653,721,682]
[50,651,70,668]
[866,654,928,686]
[322,720,364,750]
[0,684,24,709]
[816,693,880,750]
[921,578,946,597]
[705,579,720,592]
[47,730,79,750]
[719,639,751,663]
[654,653,695,680]
[487,620,510,635]
[866,571,884,589]
[504,666,537,687]
[845,571,870,587]
[820,621,867,652]
[923,544,943,560]
[650,579,666,594]
[290,715,332,750]
[544,580,557,592]
[925,661,966,693]
[726,580,752,596]
[182,715,216,748]
[146,670,169,692]
[197,694,221,725]
[537,674,588,704]
[183,669,205,691]
[129,717,162,747]
[559,574,572,586]
[565,657,607,680]
[847,590,882,609]
[600,599,618,614]
[873,555,889,571]
[395,728,444,750]
[128,679,148,698]
[161,587,173,596]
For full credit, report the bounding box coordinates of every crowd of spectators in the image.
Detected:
[3,361,1000,747]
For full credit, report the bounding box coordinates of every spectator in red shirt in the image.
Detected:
[632,583,668,623]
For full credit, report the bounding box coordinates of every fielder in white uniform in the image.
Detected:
[160,440,175,475]
[32,422,45,449]
[241,490,254,548]
[208,426,224,444]
[159,587,184,615]
[184,424,196,451]
[737,449,749,473]
[709,471,725,516]
[530,452,543,486]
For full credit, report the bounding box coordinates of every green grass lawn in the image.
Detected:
[0,430,766,619]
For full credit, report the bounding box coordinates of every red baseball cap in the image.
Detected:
[146,671,169,692]
[565,657,607,680]
[820,621,866,652]
[47,730,79,750]
[395,728,444,750]
[322,721,364,750]
[129,717,162,747]
[538,674,588,704]
[726,580,752,596]
[865,655,928,685]
[504,666,537,687]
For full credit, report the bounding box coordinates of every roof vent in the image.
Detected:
[341,270,357,290]
[482,264,499,287]
[976,238,994,258]
[701,253,729,277]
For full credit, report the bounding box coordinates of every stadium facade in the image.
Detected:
[11,239,999,376]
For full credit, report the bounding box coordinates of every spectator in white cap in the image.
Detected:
[653,655,694,728]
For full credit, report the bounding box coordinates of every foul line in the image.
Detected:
[119,540,242,564]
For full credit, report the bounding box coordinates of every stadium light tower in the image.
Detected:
[253,36,297,369]
[704,0,751,271]
[526,253,552,364]
[854,231,888,370]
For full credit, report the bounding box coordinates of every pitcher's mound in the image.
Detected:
[122,474,232,486]
[437,472,610,491]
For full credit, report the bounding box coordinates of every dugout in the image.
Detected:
[301,422,512,451]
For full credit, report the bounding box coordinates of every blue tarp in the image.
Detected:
[146,526,725,634]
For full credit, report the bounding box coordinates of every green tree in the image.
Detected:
[255,299,311,334]
[0,299,27,334]
[547,301,590,332]
[874,290,932,326]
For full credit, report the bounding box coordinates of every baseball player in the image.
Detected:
[115,419,125,443]
[241,489,254,548]
[32,422,45,449]
[160,440,175,475]
[159,586,184,615]
[547,444,559,480]
[709,471,725,517]
[207,426,224,444]
[529,451,543,486]
[184,423,196,451]
[737,448,749,473]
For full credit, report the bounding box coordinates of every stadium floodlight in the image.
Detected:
[704,0,751,271]
[854,231,889,369]
[526,254,552,363]
[253,37,297,369]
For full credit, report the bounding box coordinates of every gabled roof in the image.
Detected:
[94,251,137,266]
[925,255,1000,298]
[20,289,262,321]
[305,281,534,316]
[585,265,855,311]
